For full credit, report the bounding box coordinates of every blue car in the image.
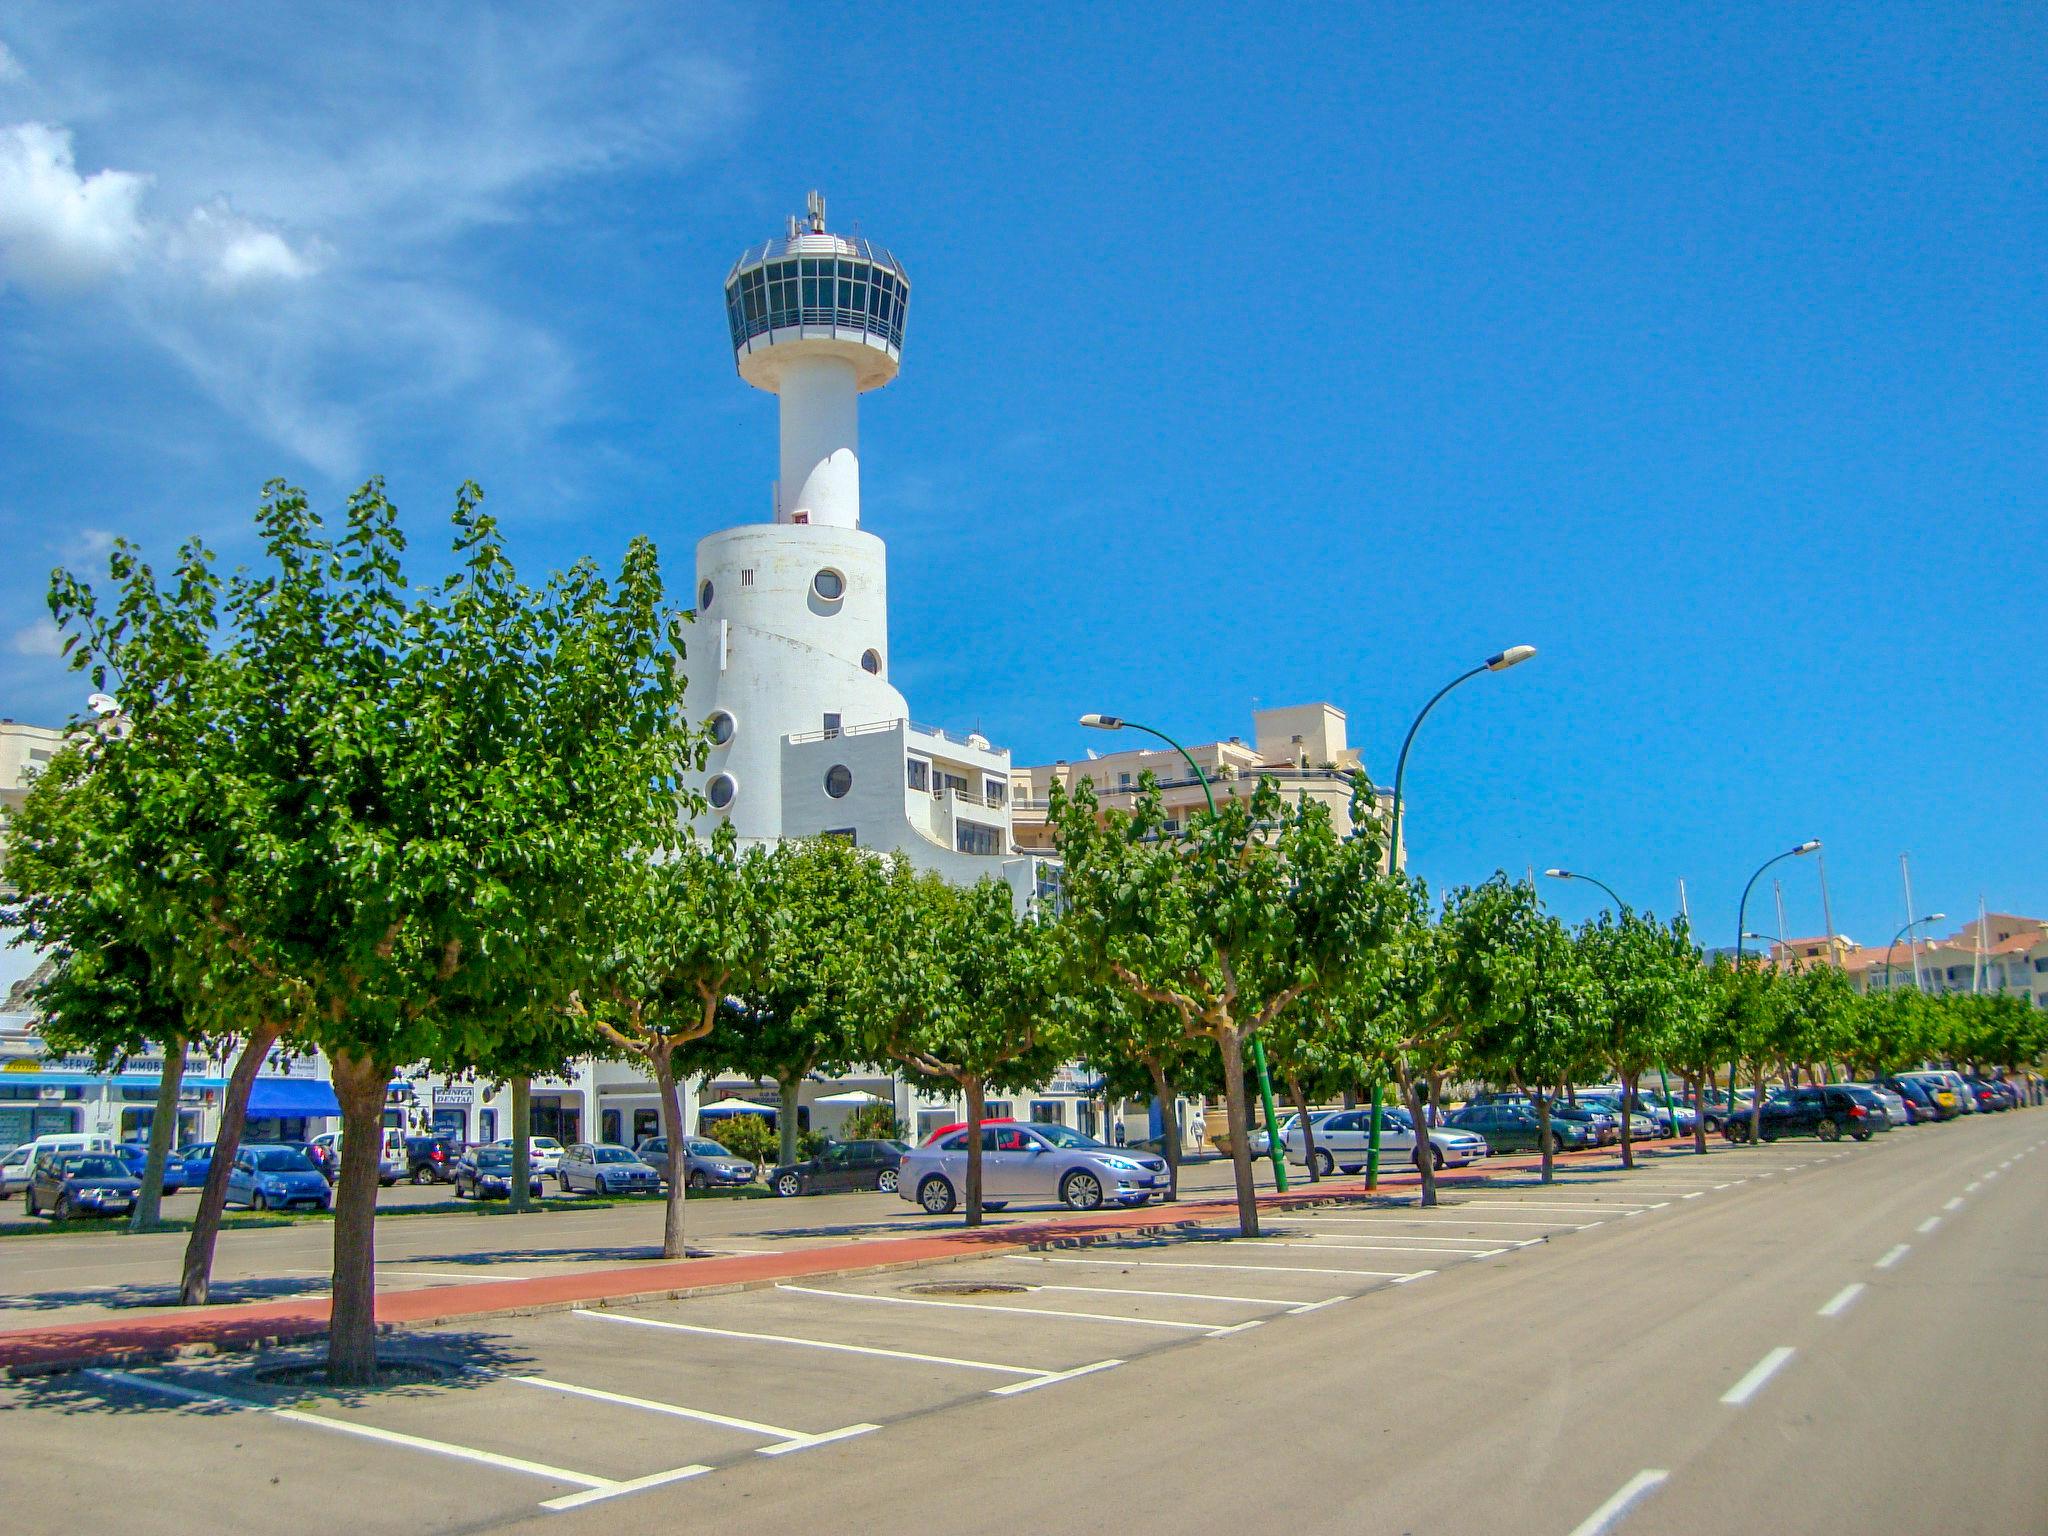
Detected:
[224,1144,332,1212]
[113,1143,188,1193]
[178,1143,215,1186]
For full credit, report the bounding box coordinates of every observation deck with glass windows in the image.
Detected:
[724,193,910,394]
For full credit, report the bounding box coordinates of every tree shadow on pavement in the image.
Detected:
[0,1274,328,1315]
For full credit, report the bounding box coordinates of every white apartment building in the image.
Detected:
[1839,912,2048,1009]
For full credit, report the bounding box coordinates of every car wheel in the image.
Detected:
[54,1194,74,1221]
[24,1190,37,1217]
[981,1201,1009,1212]
[1853,1131,1872,1142]
[250,1191,268,1212]
[774,1172,803,1198]
[1312,1148,1335,1177]
[412,1166,434,1185]
[918,1176,957,1215]
[1816,1119,1841,1142]
[1062,1171,1104,1211]
[875,1167,898,1193]
[686,1171,708,1192]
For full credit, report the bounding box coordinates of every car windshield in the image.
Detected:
[686,1139,731,1157]
[62,1156,128,1178]
[592,1147,638,1163]
[1031,1124,1105,1149]
[473,1150,512,1169]
[252,1150,315,1173]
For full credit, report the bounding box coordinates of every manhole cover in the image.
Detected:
[904,1281,1031,1297]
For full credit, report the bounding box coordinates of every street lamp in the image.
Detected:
[1882,913,1946,994]
[1728,839,1821,1114]
[1079,712,1291,1193]
[1368,645,1539,1188]
[1542,867,1679,1141]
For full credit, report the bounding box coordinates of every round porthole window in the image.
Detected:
[698,579,715,612]
[707,773,737,810]
[861,648,882,675]
[707,710,735,746]
[824,764,853,799]
[812,568,845,601]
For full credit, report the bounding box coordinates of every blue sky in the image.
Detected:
[1,3,2041,951]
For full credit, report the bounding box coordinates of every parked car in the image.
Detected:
[1841,1083,1907,1128]
[1282,1107,1488,1174]
[1578,1095,1657,1141]
[1545,1103,1618,1145]
[1723,1086,1880,1143]
[24,1151,141,1219]
[0,1144,35,1199]
[767,1138,910,1197]
[177,1142,217,1186]
[899,1121,1168,1214]
[225,1144,333,1211]
[1880,1076,1946,1123]
[1443,1103,1594,1155]
[1964,1076,2015,1112]
[307,1130,404,1185]
[277,1139,337,1184]
[556,1142,662,1195]
[111,1143,188,1193]
[452,1146,545,1201]
[401,1135,462,1185]
[478,1136,566,1178]
[636,1135,761,1191]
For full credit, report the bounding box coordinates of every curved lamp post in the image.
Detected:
[1882,913,1946,994]
[1543,867,1678,1140]
[1727,840,1821,1113]
[1367,644,1538,1187]
[1079,713,1290,1192]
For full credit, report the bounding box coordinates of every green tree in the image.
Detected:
[1053,774,1389,1235]
[1067,973,1208,1199]
[852,867,1067,1226]
[1576,910,1686,1170]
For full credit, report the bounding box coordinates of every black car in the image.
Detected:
[1964,1076,2015,1112]
[768,1138,910,1197]
[1724,1086,1878,1143]
[1881,1076,1948,1124]
[452,1147,544,1200]
[1443,1103,1593,1155]
[402,1135,462,1184]
[24,1152,142,1220]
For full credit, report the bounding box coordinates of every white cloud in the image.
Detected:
[7,618,65,657]
[0,121,148,292]
[0,41,23,83]
[173,200,321,290]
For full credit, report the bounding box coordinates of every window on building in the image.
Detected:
[698,579,714,611]
[633,1109,660,1145]
[740,568,754,587]
[708,710,735,746]
[956,822,1003,856]
[938,771,970,798]
[812,569,845,601]
[707,773,737,810]
[823,713,841,738]
[1118,772,1132,786]
[820,828,857,843]
[1030,1100,1063,1126]
[984,1101,1012,1121]
[2035,958,2048,973]
[824,764,853,798]
[983,778,1006,807]
[906,757,930,792]
[861,648,882,674]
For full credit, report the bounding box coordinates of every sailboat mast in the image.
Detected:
[1901,853,1926,989]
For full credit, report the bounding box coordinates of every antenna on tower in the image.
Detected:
[807,190,826,233]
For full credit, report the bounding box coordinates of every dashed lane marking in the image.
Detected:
[1875,1244,1910,1269]
[1720,1346,1796,1407]
[1917,1217,1942,1235]
[1818,1283,1866,1318]
[1944,1197,1964,1211]
[1567,1469,1670,1536]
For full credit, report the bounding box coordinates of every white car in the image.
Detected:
[1283,1107,1487,1175]
[0,1144,35,1199]
[486,1136,564,1178]
[307,1130,404,1186]
[898,1121,1169,1213]
[1579,1098,1657,1140]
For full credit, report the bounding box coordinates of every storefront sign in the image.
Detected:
[433,1087,475,1108]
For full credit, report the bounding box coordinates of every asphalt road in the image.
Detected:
[4,1113,2041,1535]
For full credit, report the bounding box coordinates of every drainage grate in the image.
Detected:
[903,1281,1031,1297]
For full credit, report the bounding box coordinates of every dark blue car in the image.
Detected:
[114,1143,188,1193]
[178,1143,216,1186]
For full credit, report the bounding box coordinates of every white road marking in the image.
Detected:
[538,1465,713,1511]
[1967,1181,1983,1192]
[1440,1200,1651,1212]
[988,1359,1124,1396]
[1024,1281,1305,1308]
[87,1369,613,1491]
[1567,1469,1670,1536]
[1262,1240,1505,1256]
[1682,1192,1704,1199]
[1721,1346,1796,1406]
[1874,1244,1910,1269]
[1917,1217,1942,1235]
[574,1308,1043,1375]
[1390,1270,1437,1283]
[1284,1296,1351,1314]
[511,1375,879,1454]
[1271,1216,1553,1237]
[774,1281,1223,1333]
[1025,1256,1411,1279]
[1818,1283,1866,1318]
[1944,1197,1964,1211]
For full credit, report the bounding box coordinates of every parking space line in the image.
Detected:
[988,1359,1124,1396]
[1390,1270,1437,1283]
[1874,1244,1910,1269]
[1720,1346,1796,1406]
[774,1282,1223,1333]
[1260,1240,1506,1257]
[1267,1217,1540,1239]
[511,1375,877,1449]
[538,1465,714,1511]
[1022,1255,1411,1279]
[87,1369,612,1491]
[1439,1200,1651,1212]
[1028,1283,1305,1308]
[1281,1216,1596,1229]
[1567,1468,1669,1536]
[1817,1283,1866,1318]
[1284,1296,1351,1314]
[574,1308,1044,1376]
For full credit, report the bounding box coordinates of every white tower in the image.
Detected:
[684,195,1042,906]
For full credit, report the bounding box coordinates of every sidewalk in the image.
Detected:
[0,1138,1696,1373]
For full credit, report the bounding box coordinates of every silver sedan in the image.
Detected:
[898,1121,1169,1214]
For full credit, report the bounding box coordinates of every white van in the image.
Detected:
[22,1133,116,1159]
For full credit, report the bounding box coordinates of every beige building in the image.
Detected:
[1835,912,2048,1009]
[0,719,67,830]
[1010,702,1396,858]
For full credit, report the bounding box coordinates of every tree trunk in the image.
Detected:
[1218,1030,1260,1237]
[777,1074,802,1166]
[963,1078,986,1227]
[131,1044,185,1231]
[1616,1065,1635,1170]
[1689,1074,1708,1154]
[326,1048,391,1386]
[1535,1091,1555,1185]
[1747,1068,1765,1144]
[506,1076,534,1213]
[1288,1077,1319,1182]
[1398,1062,1438,1208]
[655,1054,687,1260]
[1148,1061,1180,1201]
[179,1023,280,1305]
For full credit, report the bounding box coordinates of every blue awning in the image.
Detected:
[246,1078,342,1117]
